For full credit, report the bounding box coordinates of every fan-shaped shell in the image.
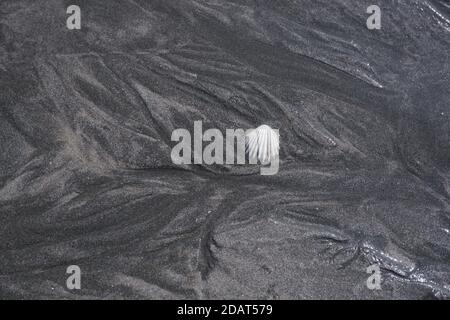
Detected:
[245,125,279,164]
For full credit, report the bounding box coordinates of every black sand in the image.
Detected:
[0,0,449,299]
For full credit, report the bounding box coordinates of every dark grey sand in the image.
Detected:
[0,0,449,299]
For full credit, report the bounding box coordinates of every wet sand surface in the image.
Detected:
[0,0,449,299]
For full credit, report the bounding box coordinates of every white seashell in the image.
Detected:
[245,125,279,165]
